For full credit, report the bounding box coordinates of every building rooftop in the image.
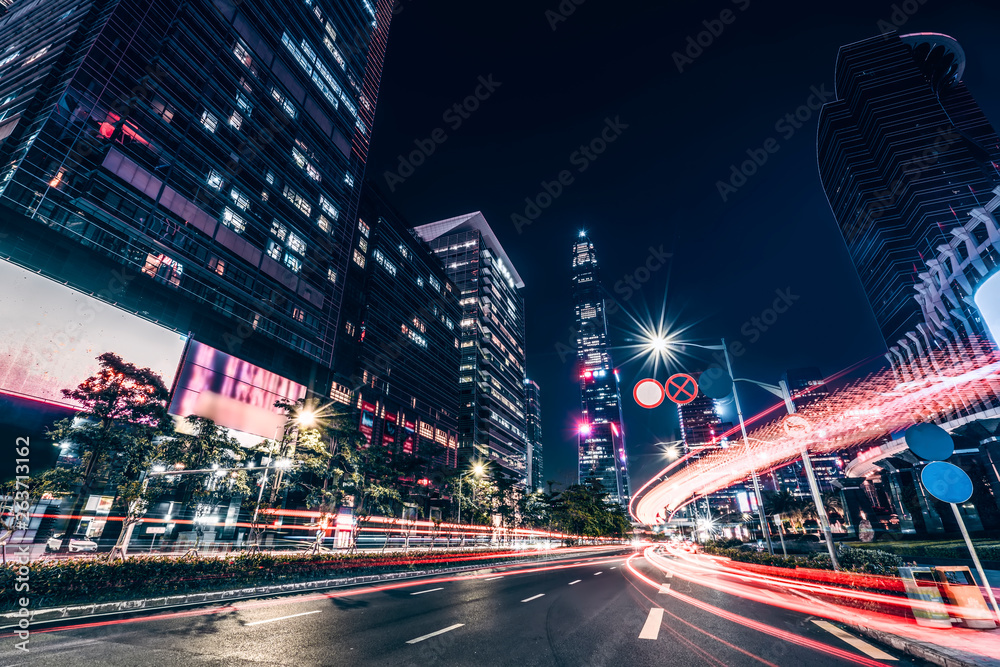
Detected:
[412,212,525,288]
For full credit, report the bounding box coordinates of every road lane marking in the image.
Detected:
[411,587,444,595]
[610,566,617,570]
[521,594,545,602]
[245,610,321,626]
[406,623,465,644]
[568,579,582,585]
[639,607,664,640]
[658,583,671,594]
[484,577,502,581]
[811,620,897,660]
[594,571,603,575]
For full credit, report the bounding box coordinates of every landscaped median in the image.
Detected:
[0,548,581,615]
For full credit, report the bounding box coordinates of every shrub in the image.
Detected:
[0,549,538,612]
[702,545,797,569]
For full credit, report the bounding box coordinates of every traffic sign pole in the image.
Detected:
[951,502,1000,621]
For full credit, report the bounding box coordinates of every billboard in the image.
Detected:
[0,260,187,407]
[168,341,305,439]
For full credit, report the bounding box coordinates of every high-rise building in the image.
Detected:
[413,213,528,482]
[776,368,843,494]
[572,231,630,507]
[332,183,462,476]
[0,0,393,396]
[524,378,543,491]
[817,32,1000,349]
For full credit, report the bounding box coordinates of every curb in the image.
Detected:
[847,622,996,667]
[0,555,557,630]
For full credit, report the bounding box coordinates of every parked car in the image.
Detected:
[46,533,98,552]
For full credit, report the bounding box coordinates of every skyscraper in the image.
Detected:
[524,378,543,491]
[817,32,1000,349]
[332,183,462,477]
[572,231,630,507]
[0,0,393,395]
[413,213,528,482]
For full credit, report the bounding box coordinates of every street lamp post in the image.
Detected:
[457,463,485,546]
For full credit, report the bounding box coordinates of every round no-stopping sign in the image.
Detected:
[633,378,665,408]
[665,373,699,405]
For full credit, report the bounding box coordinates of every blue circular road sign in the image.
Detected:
[904,423,954,461]
[698,367,733,399]
[921,461,973,505]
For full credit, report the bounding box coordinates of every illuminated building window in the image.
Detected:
[142,253,184,288]
[230,188,250,210]
[270,87,298,119]
[372,248,396,276]
[344,172,354,187]
[150,98,173,123]
[235,92,253,115]
[283,254,302,273]
[416,276,424,287]
[266,240,282,260]
[233,41,255,73]
[353,249,366,267]
[398,244,409,259]
[286,231,307,255]
[221,207,246,233]
[265,170,276,185]
[200,110,218,133]
[271,219,288,241]
[358,218,370,237]
[0,51,20,68]
[206,170,224,190]
[282,186,312,216]
[358,237,368,252]
[317,214,332,233]
[319,195,339,220]
[292,147,321,182]
[23,46,48,66]
[428,274,441,292]
[412,317,426,333]
[228,110,243,130]
[327,268,337,283]
[345,321,355,335]
[208,257,225,276]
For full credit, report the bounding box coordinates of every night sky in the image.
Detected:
[365,0,1000,491]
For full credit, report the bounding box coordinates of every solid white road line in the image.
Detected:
[411,587,444,595]
[658,583,671,594]
[521,594,545,602]
[568,579,582,585]
[406,623,465,644]
[245,610,321,626]
[811,620,897,660]
[638,608,664,640]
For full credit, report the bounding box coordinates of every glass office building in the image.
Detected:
[0,0,393,391]
[524,378,543,492]
[332,183,462,474]
[414,213,528,483]
[817,32,1000,349]
[572,231,630,507]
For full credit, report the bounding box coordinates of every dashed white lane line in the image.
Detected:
[658,583,671,594]
[245,610,321,626]
[638,608,664,640]
[811,620,897,660]
[484,577,503,581]
[406,623,465,644]
[410,588,444,596]
[610,566,617,570]
[568,579,582,585]
[594,571,603,575]
[522,594,545,603]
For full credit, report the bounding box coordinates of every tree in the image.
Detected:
[48,353,173,542]
[342,438,402,552]
[161,416,250,509]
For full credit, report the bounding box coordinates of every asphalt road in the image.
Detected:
[2,548,926,666]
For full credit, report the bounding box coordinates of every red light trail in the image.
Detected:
[634,342,1000,524]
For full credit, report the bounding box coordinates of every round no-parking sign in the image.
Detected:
[664,373,698,405]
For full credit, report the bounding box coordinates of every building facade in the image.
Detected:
[817,32,1000,349]
[332,183,462,475]
[413,213,528,483]
[524,378,543,491]
[572,231,630,507]
[0,0,393,395]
